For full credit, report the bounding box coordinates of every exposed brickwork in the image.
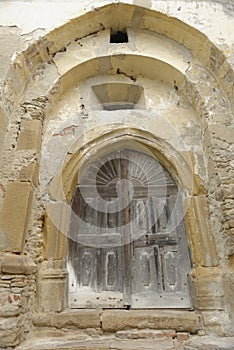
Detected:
[0,269,36,347]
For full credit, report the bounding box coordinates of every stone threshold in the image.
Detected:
[15,337,177,350]
[33,309,201,333]
[15,335,234,350]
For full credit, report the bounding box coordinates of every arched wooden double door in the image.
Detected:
[67,149,191,308]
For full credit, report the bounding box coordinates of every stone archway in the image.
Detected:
[40,127,219,318]
[0,2,233,345]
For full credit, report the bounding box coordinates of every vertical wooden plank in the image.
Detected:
[166,194,177,231]
[96,247,102,292]
[144,197,153,234]
[151,196,160,233]
[154,246,162,294]
[107,200,116,228]
[106,251,116,287]
[76,247,97,290]
[159,199,168,232]
[80,251,93,287]
[141,252,151,287]
[132,246,158,293]
[102,249,122,292]
[121,153,131,306]
[93,197,102,293]
[163,247,178,292]
[168,193,191,293]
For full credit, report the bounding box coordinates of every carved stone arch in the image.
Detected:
[59,126,199,201]
[3,3,233,109]
[41,126,220,314]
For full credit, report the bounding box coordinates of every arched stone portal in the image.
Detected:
[41,127,219,316]
[0,1,233,347]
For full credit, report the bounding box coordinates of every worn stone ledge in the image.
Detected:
[0,255,37,275]
[101,310,201,333]
[15,337,175,350]
[33,310,101,329]
[32,310,200,333]
[116,329,190,340]
[40,269,68,279]
[184,335,234,350]
[13,334,234,350]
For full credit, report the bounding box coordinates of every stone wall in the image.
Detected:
[0,255,37,347]
[0,0,233,348]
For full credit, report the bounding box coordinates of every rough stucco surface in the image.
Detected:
[0,1,233,349]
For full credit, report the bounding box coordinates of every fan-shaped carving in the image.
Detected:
[79,149,175,193]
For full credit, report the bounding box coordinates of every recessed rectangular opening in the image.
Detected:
[103,103,134,111]
[110,30,128,43]
[91,83,145,111]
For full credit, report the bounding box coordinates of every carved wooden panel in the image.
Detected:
[68,149,191,308]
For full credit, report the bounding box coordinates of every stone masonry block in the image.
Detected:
[209,124,234,144]
[101,310,200,333]
[19,161,39,187]
[0,182,32,252]
[1,255,37,275]
[17,119,42,151]
[0,315,22,331]
[0,328,20,347]
[38,276,67,312]
[189,267,224,311]
[185,195,218,267]
[44,209,67,260]
[33,310,101,329]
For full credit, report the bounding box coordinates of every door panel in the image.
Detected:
[132,246,159,293]
[131,194,191,308]
[80,249,97,289]
[163,247,178,292]
[101,248,123,292]
[68,190,125,308]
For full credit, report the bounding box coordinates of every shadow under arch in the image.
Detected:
[46,53,186,106]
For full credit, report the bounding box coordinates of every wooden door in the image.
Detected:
[67,149,191,308]
[131,195,191,308]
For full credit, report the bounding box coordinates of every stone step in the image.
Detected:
[184,335,234,350]
[15,334,234,350]
[16,338,176,350]
[32,309,201,333]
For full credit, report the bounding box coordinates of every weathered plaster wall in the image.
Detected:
[0,1,233,348]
